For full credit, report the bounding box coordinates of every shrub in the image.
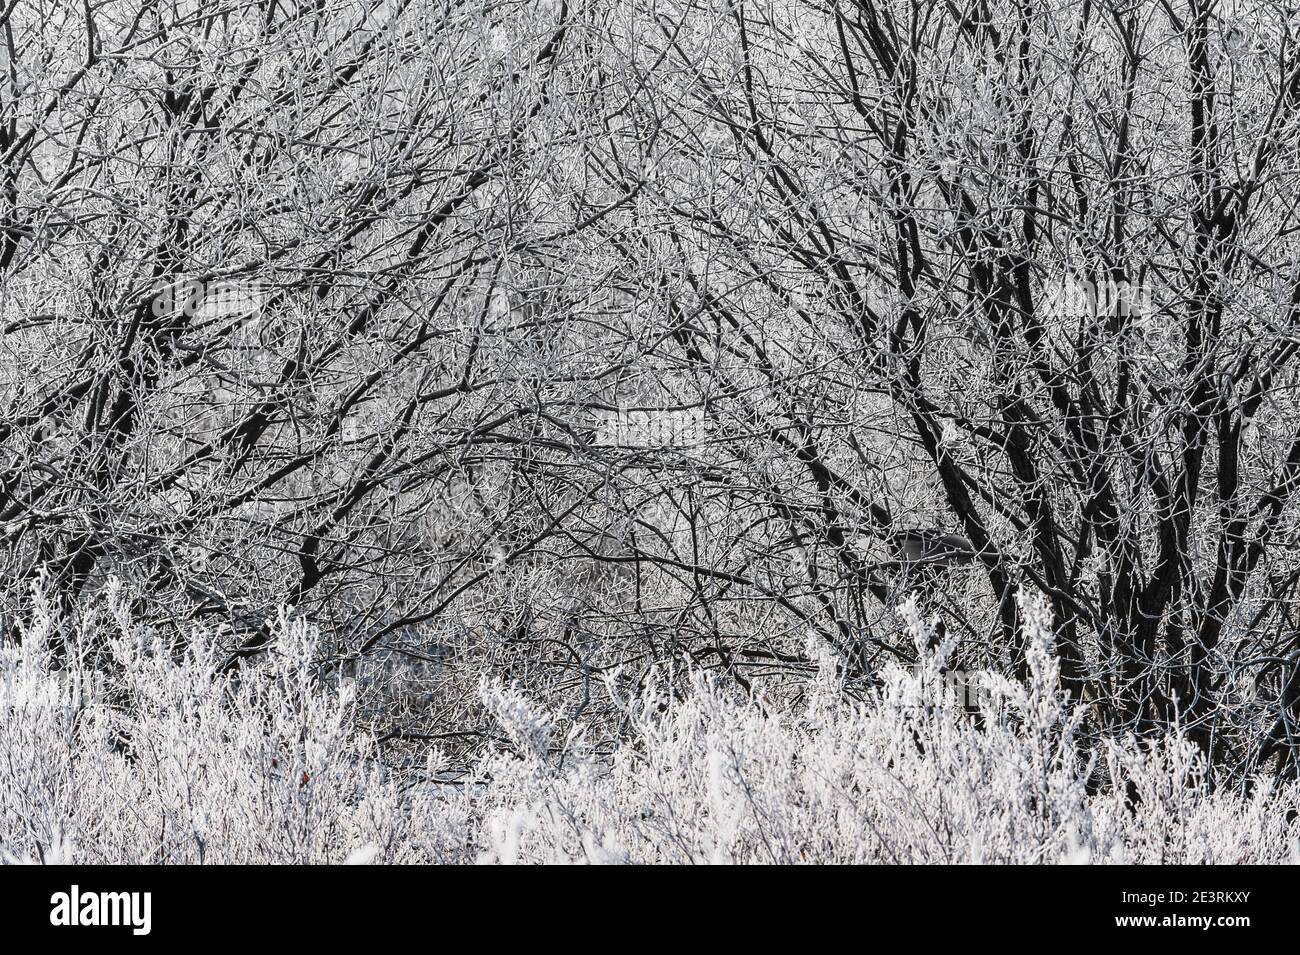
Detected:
[0,584,1294,864]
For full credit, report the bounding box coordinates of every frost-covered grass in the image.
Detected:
[1,584,1296,863]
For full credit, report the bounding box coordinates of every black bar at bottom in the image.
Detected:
[0,866,1274,941]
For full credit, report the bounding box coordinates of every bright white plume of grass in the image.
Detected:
[0,582,1295,863]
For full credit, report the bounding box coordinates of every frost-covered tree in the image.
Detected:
[5,0,1300,797]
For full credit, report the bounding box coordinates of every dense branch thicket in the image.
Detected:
[5,0,1300,799]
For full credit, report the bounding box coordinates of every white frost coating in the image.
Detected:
[0,583,1294,864]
